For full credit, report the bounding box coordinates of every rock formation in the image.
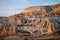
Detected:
[0,4,60,36]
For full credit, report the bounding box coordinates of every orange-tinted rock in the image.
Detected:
[0,4,60,36]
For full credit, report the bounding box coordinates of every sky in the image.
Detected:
[0,0,60,17]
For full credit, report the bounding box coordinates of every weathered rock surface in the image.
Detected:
[0,4,60,37]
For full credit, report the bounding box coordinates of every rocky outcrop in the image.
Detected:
[0,4,60,36]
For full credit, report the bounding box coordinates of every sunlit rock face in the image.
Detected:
[0,4,60,36]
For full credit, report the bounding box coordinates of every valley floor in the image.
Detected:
[0,35,60,40]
